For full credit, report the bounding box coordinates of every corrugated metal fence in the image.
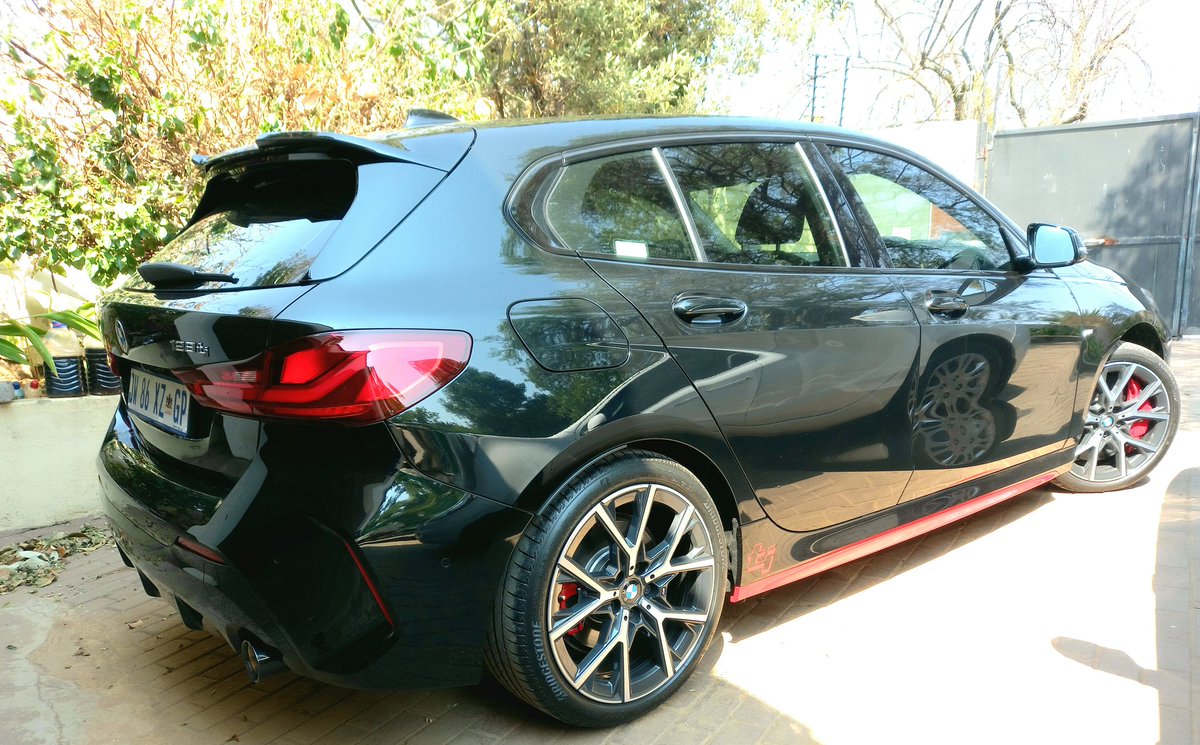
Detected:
[987,113,1199,336]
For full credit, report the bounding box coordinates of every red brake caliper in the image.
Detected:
[1124,377,1152,447]
[557,583,584,636]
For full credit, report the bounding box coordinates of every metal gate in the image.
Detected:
[986,113,1199,336]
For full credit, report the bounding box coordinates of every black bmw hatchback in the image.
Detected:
[97,114,1179,727]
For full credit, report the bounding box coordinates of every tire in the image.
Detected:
[485,450,728,727]
[1053,342,1179,493]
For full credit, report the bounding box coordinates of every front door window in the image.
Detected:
[825,146,1012,271]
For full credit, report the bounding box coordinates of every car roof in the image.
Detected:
[370,115,900,161]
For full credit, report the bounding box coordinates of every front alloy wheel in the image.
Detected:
[1054,342,1179,493]
[486,451,727,727]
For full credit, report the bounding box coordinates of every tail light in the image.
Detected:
[174,330,471,425]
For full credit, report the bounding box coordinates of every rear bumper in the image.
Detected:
[98,408,531,689]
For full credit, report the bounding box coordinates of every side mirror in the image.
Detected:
[1026,223,1087,268]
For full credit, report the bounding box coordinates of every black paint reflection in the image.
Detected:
[911,344,1017,468]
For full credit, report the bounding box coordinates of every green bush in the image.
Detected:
[0,0,824,287]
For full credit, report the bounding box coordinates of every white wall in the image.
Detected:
[0,396,117,531]
[864,120,983,188]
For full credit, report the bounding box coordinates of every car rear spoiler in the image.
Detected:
[192,127,474,174]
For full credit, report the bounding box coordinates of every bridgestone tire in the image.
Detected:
[485,450,728,727]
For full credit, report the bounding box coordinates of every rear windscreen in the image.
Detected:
[126,159,357,290]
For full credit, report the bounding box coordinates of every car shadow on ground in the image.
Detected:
[1050,465,1198,745]
[721,488,1056,643]
[18,487,1061,745]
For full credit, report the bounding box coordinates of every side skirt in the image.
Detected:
[730,455,1070,602]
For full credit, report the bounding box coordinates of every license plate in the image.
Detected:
[127,368,192,437]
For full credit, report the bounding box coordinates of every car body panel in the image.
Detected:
[586,257,920,531]
[100,402,532,688]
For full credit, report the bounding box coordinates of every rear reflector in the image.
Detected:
[176,535,227,565]
[174,330,471,425]
[341,536,394,629]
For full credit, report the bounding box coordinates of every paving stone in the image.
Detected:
[2,338,1199,745]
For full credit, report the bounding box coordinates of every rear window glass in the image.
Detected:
[126,159,357,290]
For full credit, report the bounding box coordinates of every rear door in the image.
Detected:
[540,139,920,533]
[816,141,1083,502]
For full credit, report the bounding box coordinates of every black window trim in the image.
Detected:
[507,130,867,274]
[651,146,708,263]
[791,142,851,268]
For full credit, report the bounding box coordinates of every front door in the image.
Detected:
[538,140,920,532]
[817,142,1084,501]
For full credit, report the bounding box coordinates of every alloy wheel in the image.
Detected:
[1072,360,1171,484]
[546,483,718,704]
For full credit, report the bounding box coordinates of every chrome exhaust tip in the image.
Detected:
[240,639,286,683]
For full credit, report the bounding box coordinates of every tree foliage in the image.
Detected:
[0,0,820,286]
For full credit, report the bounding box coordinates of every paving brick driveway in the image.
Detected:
[2,340,1198,745]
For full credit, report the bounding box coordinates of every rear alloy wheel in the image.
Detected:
[1054,342,1179,493]
[486,451,727,727]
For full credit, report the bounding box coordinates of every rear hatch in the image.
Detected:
[99,129,473,531]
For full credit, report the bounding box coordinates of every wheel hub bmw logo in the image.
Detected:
[623,580,641,603]
[1101,414,1115,428]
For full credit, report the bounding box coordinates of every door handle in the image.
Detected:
[672,295,748,325]
[925,290,968,317]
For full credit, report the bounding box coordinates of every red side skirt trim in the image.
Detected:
[729,470,1058,603]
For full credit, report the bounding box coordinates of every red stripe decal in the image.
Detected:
[729,470,1058,602]
[342,538,395,628]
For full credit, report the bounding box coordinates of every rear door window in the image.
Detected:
[661,142,848,267]
[541,151,694,261]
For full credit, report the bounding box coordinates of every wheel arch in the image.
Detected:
[623,438,741,531]
[513,432,751,533]
[1119,321,1165,359]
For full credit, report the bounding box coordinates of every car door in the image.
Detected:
[537,139,920,532]
[816,140,1084,502]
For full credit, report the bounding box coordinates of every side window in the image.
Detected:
[662,142,847,267]
[826,146,1011,271]
[541,151,693,261]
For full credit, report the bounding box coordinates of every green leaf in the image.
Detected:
[9,321,57,376]
[0,338,28,365]
[38,310,100,340]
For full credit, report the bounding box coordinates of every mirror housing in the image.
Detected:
[1024,223,1087,269]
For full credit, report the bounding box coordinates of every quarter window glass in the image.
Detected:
[827,147,1011,271]
[663,143,846,267]
[542,151,693,261]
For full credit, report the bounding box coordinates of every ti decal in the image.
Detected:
[746,542,776,576]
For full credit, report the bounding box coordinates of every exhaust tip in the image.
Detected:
[240,639,285,683]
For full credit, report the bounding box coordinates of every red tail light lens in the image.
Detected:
[174,330,471,425]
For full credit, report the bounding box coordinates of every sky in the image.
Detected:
[718,0,1200,131]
